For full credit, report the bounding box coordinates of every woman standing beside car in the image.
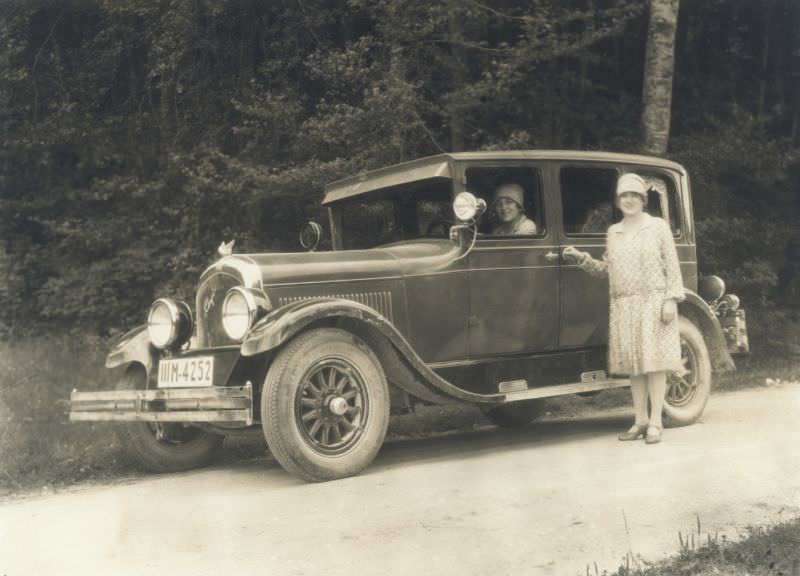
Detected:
[563,173,685,444]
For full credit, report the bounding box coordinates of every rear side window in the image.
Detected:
[561,166,681,237]
[640,173,681,236]
[465,166,545,237]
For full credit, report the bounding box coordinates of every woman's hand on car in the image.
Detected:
[562,246,586,264]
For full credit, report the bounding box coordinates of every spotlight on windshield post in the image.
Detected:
[452,192,486,222]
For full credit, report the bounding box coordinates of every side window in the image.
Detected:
[640,173,681,237]
[561,166,618,236]
[464,166,544,237]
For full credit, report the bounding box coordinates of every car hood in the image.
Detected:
[202,240,464,289]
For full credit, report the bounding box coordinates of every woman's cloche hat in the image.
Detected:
[616,173,649,200]
[493,183,525,207]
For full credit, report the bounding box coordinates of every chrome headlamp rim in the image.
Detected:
[147,298,193,349]
[221,286,262,341]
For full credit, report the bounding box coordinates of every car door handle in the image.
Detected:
[545,251,560,262]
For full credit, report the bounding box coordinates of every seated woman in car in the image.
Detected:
[492,183,537,236]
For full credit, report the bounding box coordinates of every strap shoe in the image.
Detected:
[618,424,647,441]
[645,426,662,444]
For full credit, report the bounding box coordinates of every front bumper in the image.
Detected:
[69,382,253,425]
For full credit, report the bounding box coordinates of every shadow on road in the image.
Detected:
[212,411,633,487]
[372,412,631,473]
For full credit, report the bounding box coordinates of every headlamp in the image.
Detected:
[147,298,192,349]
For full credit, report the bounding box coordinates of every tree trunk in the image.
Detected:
[641,0,680,155]
[757,0,775,118]
[447,10,467,152]
[789,0,800,149]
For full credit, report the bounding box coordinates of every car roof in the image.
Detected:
[322,150,688,205]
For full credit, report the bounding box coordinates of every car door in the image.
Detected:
[462,162,561,357]
[557,163,618,349]
[556,162,687,350]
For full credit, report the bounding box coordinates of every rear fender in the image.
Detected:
[242,299,495,405]
[679,290,735,372]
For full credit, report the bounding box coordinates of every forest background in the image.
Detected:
[1,0,800,489]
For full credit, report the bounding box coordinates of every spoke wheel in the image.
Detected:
[662,317,712,428]
[261,328,390,482]
[296,360,368,455]
[666,341,699,407]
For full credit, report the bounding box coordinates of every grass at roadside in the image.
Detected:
[0,337,143,497]
[597,516,800,576]
[1,335,798,498]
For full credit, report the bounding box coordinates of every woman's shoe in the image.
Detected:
[645,426,662,444]
[618,424,648,441]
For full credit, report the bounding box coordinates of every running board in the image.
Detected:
[500,378,630,402]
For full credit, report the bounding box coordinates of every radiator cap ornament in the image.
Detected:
[217,239,235,257]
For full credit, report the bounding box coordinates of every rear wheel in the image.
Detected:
[663,317,712,427]
[261,328,390,482]
[480,399,546,428]
[114,365,224,472]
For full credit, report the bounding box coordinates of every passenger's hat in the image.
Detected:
[493,183,524,207]
[616,173,648,200]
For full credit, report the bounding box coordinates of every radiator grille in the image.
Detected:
[278,292,394,323]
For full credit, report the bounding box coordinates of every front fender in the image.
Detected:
[679,290,735,372]
[242,299,501,404]
[241,299,379,356]
[105,325,157,376]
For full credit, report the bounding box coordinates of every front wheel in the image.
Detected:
[114,366,224,472]
[261,328,390,482]
[663,317,712,427]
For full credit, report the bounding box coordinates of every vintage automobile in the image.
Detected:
[71,151,750,482]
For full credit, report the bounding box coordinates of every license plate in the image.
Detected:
[158,357,214,388]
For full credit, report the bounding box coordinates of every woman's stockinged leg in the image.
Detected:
[646,371,667,429]
[618,374,649,440]
[643,371,667,444]
[630,374,649,426]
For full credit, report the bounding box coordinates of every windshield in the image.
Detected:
[335,178,453,249]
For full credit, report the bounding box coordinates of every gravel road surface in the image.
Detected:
[2,384,799,576]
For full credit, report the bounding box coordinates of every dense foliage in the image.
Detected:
[1,0,799,353]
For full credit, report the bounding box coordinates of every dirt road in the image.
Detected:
[2,384,799,576]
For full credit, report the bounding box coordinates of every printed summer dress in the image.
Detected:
[579,214,685,376]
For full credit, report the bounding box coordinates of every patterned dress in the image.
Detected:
[579,214,685,376]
